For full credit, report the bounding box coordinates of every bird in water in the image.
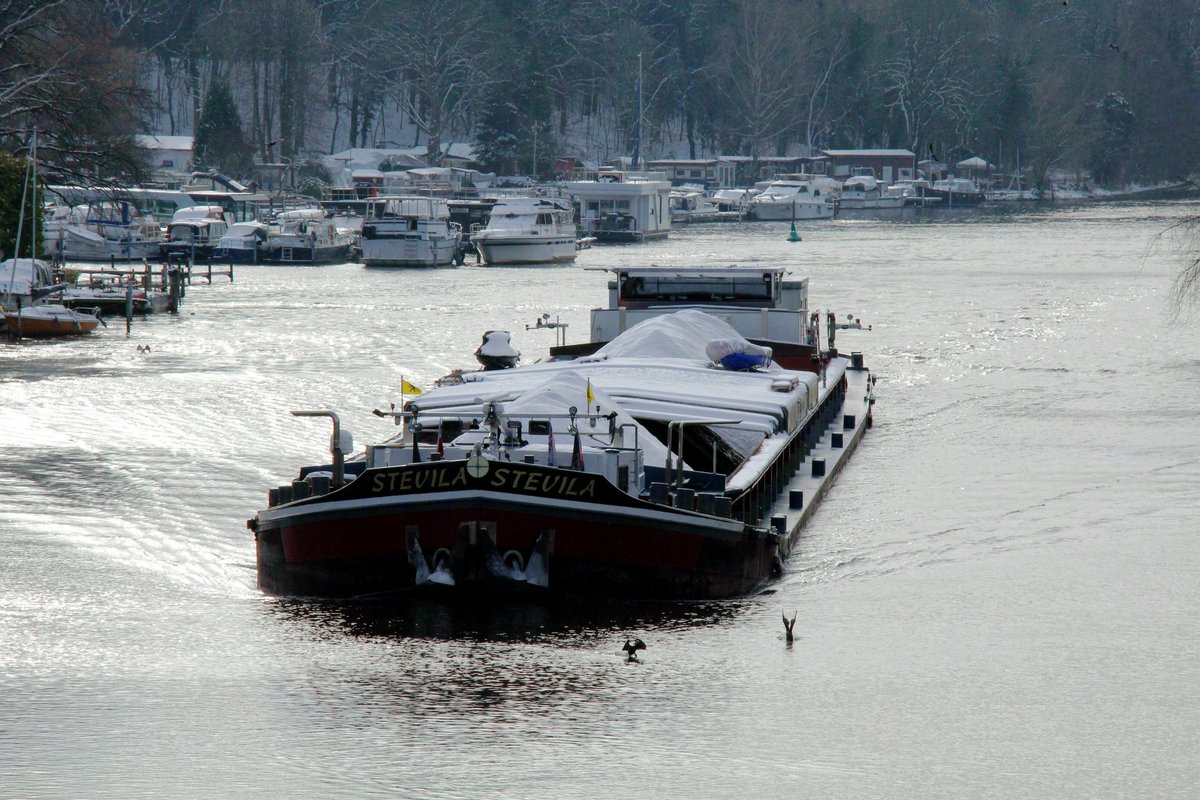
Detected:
[136,344,151,353]
[622,638,646,662]
[782,611,797,644]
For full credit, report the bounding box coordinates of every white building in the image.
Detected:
[137,135,194,178]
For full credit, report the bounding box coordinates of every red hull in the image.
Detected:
[253,465,778,600]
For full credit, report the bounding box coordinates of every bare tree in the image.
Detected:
[713,0,805,164]
[377,0,493,162]
[798,32,848,155]
[880,22,972,154]
[1,1,151,182]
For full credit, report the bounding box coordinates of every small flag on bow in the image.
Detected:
[571,430,584,470]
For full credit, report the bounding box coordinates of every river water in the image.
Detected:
[2,202,1198,799]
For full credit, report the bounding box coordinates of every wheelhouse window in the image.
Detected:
[619,273,775,304]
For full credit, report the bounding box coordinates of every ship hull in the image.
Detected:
[474,237,578,265]
[252,462,776,601]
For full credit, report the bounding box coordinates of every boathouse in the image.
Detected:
[646,159,736,189]
[565,169,672,242]
[819,149,917,184]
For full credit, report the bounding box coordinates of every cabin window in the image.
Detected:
[619,275,773,303]
[528,420,551,435]
[536,213,552,225]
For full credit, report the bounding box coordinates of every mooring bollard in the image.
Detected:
[125,280,133,335]
[789,490,804,510]
[831,432,844,448]
[811,458,826,478]
[714,495,733,517]
[673,487,695,510]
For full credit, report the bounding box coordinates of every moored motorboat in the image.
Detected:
[161,205,230,261]
[4,303,102,336]
[928,177,986,205]
[249,265,875,601]
[360,196,464,267]
[472,197,577,265]
[42,201,163,262]
[261,209,354,264]
[837,175,907,210]
[749,179,836,220]
[213,221,270,263]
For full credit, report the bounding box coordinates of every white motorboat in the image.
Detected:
[928,177,986,205]
[262,209,355,264]
[889,179,941,206]
[837,175,907,210]
[360,197,464,267]
[710,188,757,216]
[1,257,56,311]
[42,202,163,262]
[161,205,230,261]
[749,179,836,220]
[669,189,739,223]
[472,197,578,265]
[213,221,270,263]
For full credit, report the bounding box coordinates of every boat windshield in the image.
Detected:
[619,273,775,305]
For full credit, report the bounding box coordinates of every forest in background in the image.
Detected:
[3,0,1200,190]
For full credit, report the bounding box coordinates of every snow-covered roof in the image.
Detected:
[956,156,991,169]
[821,149,916,158]
[137,134,194,151]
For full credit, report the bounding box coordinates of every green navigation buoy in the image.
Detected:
[788,221,801,242]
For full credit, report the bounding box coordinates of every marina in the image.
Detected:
[3,204,1199,798]
[7,0,1200,793]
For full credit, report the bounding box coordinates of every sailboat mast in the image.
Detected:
[30,130,38,263]
[631,53,642,170]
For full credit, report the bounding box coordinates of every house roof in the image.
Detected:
[821,149,916,158]
[137,134,194,151]
[647,159,724,166]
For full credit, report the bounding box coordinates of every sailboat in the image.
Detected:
[2,134,101,338]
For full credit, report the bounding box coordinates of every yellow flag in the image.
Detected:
[401,378,423,396]
[586,379,595,405]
